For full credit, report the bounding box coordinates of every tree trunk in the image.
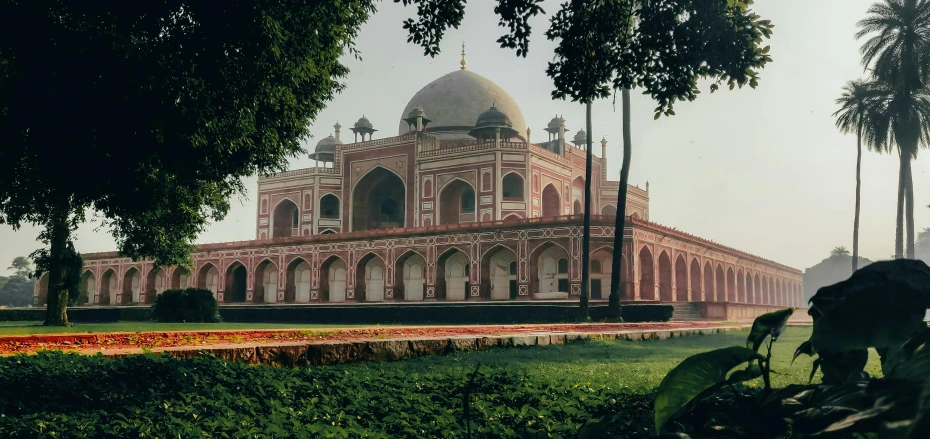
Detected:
[580,101,593,320]
[44,208,71,326]
[608,88,632,318]
[905,151,915,259]
[896,150,906,259]
[853,130,861,273]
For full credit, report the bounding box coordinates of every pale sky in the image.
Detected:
[1,0,925,272]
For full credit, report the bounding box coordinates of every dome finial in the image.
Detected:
[460,42,467,70]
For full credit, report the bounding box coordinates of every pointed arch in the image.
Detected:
[601,204,617,216]
[271,197,300,238]
[438,178,476,225]
[736,269,745,303]
[658,251,673,302]
[319,255,347,303]
[394,249,427,301]
[541,183,560,217]
[715,264,725,302]
[639,245,655,300]
[224,260,248,303]
[690,258,702,301]
[531,241,570,299]
[356,252,386,302]
[253,259,279,304]
[675,254,688,302]
[319,193,341,219]
[197,262,220,300]
[703,262,713,300]
[79,270,96,306]
[481,244,518,300]
[122,267,142,305]
[351,165,407,231]
[745,271,754,304]
[437,246,470,301]
[145,266,167,305]
[501,171,525,201]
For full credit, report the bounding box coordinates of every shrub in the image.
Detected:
[620,304,674,323]
[152,288,219,323]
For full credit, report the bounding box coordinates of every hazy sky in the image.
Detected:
[1,0,925,273]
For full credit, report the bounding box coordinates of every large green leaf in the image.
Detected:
[809,260,930,353]
[883,329,930,381]
[746,308,794,352]
[654,346,762,434]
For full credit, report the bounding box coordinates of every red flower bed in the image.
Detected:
[0,321,731,355]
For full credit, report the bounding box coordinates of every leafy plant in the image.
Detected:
[152,288,220,323]
[647,259,930,438]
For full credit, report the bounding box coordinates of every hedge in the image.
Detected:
[0,351,655,438]
[152,288,220,323]
[0,302,674,324]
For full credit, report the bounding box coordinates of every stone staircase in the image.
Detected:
[670,302,710,321]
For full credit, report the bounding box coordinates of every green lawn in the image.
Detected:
[0,326,883,438]
[0,321,395,335]
[346,326,881,390]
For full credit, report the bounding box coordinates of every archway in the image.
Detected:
[352,167,406,231]
[224,262,248,303]
[776,280,782,306]
[675,255,688,301]
[658,251,673,302]
[590,248,612,300]
[769,278,775,304]
[100,269,116,305]
[690,259,702,301]
[286,258,312,303]
[253,260,278,304]
[123,267,141,305]
[395,251,426,301]
[320,256,347,302]
[437,248,469,301]
[171,268,191,290]
[746,272,754,304]
[197,264,220,299]
[501,172,524,200]
[726,268,735,303]
[534,244,570,299]
[80,271,96,306]
[754,275,761,304]
[146,268,167,304]
[703,262,713,300]
[272,199,299,238]
[761,276,769,305]
[481,245,517,300]
[438,180,476,225]
[319,194,340,219]
[715,265,725,302]
[356,253,385,302]
[737,269,745,303]
[601,204,617,216]
[573,200,583,215]
[572,176,585,209]
[639,246,655,300]
[541,184,560,217]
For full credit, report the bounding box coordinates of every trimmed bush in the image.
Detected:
[152,288,219,323]
[620,304,674,322]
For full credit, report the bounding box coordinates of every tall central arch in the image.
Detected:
[352,166,406,232]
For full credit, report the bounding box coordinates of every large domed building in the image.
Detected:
[48,59,803,319]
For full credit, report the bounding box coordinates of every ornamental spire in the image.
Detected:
[460,42,467,70]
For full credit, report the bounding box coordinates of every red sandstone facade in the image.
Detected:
[34,65,803,309]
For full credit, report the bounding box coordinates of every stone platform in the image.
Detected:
[96,324,750,367]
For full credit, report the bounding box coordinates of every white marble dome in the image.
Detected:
[398,69,527,140]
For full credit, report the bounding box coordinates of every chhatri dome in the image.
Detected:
[397,45,527,140]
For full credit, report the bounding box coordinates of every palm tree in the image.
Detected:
[856,0,930,259]
[831,246,851,257]
[833,79,888,272]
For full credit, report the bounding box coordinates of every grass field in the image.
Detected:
[346,326,881,390]
[0,321,394,335]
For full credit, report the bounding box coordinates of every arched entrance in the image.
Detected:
[502,172,524,200]
[726,268,735,303]
[286,258,312,303]
[590,248,612,300]
[715,265,725,302]
[272,199,299,238]
[352,167,406,231]
[320,257,347,302]
[541,184,560,217]
[100,269,117,305]
[224,262,248,303]
[573,200,582,215]
[601,204,617,216]
[146,268,167,304]
[534,244,569,299]
[319,194,340,219]
[761,276,769,304]
[675,255,688,301]
[481,246,517,300]
[737,269,745,303]
[395,251,426,301]
[123,268,141,305]
[356,253,385,302]
[437,249,469,301]
[254,260,278,304]
[658,252,673,302]
[690,259,702,301]
[639,246,655,300]
[746,272,755,304]
[572,177,585,213]
[171,269,191,290]
[438,180,476,225]
[198,264,220,299]
[80,271,96,306]
[703,263,713,300]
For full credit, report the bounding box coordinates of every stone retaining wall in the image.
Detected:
[100,325,748,367]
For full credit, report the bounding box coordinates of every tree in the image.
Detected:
[834,79,889,272]
[831,246,851,257]
[0,2,377,325]
[8,256,31,278]
[0,256,34,307]
[856,0,930,259]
